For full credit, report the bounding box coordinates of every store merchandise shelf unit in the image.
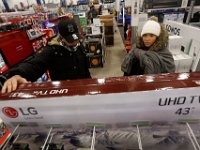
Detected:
[144,0,183,9]
[1,72,200,149]
[0,10,66,74]
[99,14,114,46]
[86,39,104,54]
[0,30,34,68]
[144,0,200,10]
[103,0,114,4]
[85,24,106,68]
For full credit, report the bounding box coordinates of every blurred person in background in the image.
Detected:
[87,5,98,23]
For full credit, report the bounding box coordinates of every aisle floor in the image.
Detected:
[89,22,127,79]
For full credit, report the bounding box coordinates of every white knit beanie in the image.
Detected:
[141,20,161,37]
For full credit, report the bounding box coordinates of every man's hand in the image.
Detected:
[66,13,73,19]
[1,75,29,94]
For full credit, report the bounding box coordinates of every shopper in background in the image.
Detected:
[1,18,91,93]
[126,24,132,41]
[98,5,103,15]
[87,5,98,24]
[121,17,175,76]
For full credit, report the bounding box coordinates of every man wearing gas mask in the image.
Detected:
[1,19,91,93]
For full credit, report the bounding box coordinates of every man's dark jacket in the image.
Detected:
[3,35,91,82]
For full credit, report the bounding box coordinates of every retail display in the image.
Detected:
[165,20,200,54]
[99,15,114,46]
[26,29,44,41]
[147,8,185,23]
[0,10,61,66]
[140,123,196,150]
[163,12,185,23]
[26,28,46,52]
[78,13,87,34]
[0,118,11,148]
[86,39,103,55]
[0,30,34,67]
[144,0,182,9]
[86,25,103,35]
[165,20,200,72]
[88,55,104,68]
[2,122,200,150]
[85,19,105,68]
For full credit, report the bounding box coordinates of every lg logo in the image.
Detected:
[2,107,38,118]
[2,107,18,118]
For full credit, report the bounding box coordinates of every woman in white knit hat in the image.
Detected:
[121,17,175,75]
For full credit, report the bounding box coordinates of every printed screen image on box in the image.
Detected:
[0,118,11,148]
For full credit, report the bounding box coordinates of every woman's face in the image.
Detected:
[142,34,157,47]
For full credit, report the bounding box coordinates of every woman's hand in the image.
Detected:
[1,75,29,94]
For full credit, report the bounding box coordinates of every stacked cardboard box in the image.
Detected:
[99,14,114,46]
